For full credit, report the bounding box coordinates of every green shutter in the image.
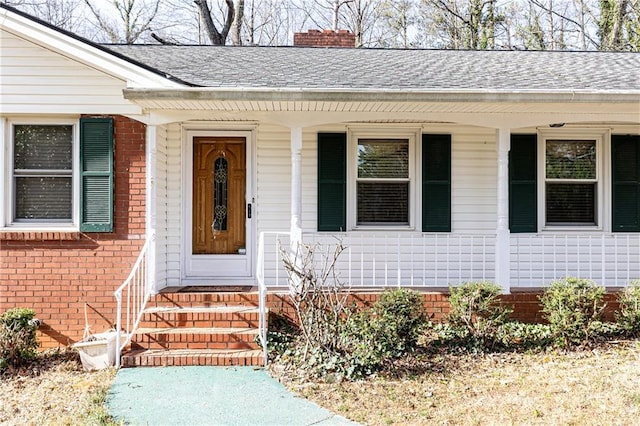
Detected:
[612,135,640,232]
[509,134,537,233]
[317,132,346,231]
[80,118,114,232]
[422,134,451,232]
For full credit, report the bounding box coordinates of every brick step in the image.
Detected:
[132,327,260,350]
[121,348,264,367]
[150,292,260,308]
[139,306,261,329]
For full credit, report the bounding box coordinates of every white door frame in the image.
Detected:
[181,127,257,284]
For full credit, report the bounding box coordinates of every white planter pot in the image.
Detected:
[72,331,123,371]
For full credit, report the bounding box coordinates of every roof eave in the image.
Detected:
[0,3,186,88]
[123,88,640,104]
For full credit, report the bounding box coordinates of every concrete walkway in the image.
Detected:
[106,366,357,426]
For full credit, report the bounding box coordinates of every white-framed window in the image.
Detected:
[538,129,607,230]
[348,128,418,229]
[3,119,79,229]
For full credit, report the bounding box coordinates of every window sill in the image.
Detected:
[541,226,603,233]
[0,231,81,241]
[351,226,415,232]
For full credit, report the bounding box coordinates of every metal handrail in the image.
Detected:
[114,239,151,368]
[256,231,291,367]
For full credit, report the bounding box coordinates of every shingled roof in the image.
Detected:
[107,45,640,92]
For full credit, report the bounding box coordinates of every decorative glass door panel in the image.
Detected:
[192,137,246,255]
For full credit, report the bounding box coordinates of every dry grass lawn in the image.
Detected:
[2,343,639,425]
[277,341,640,426]
[0,349,117,426]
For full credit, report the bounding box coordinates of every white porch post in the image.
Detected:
[145,125,157,295]
[290,127,303,249]
[0,118,5,228]
[495,128,511,293]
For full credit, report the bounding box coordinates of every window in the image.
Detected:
[545,140,597,225]
[356,138,409,225]
[317,131,450,232]
[349,130,417,229]
[3,118,114,232]
[511,130,640,233]
[539,130,605,229]
[11,123,75,224]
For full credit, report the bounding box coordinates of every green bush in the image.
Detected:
[539,277,606,346]
[446,281,512,349]
[495,322,554,349]
[343,289,429,378]
[373,288,428,353]
[616,280,640,336]
[0,308,39,369]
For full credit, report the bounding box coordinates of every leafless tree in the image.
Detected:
[243,0,295,45]
[194,0,235,45]
[231,0,245,45]
[377,0,418,47]
[4,0,86,32]
[596,0,637,50]
[6,0,640,50]
[527,0,601,49]
[343,0,383,46]
[418,0,499,49]
[83,0,161,43]
[291,0,355,30]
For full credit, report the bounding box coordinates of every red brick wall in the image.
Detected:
[267,291,621,324]
[267,292,451,324]
[293,29,356,47]
[504,292,620,323]
[0,115,146,348]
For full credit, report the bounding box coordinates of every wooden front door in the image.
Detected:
[192,137,246,255]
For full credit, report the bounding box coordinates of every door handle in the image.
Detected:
[247,203,252,219]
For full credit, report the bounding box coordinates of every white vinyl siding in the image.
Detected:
[164,123,182,286]
[256,125,293,232]
[304,125,497,233]
[451,128,497,233]
[154,125,169,287]
[257,124,497,287]
[158,121,637,289]
[0,30,141,115]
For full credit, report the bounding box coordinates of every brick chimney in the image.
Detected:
[293,29,356,48]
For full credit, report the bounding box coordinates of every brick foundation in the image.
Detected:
[504,292,620,323]
[0,115,146,348]
[267,291,622,324]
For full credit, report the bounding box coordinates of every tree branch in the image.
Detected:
[528,0,599,47]
[194,0,235,45]
[220,0,236,42]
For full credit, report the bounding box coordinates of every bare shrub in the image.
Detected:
[280,240,351,361]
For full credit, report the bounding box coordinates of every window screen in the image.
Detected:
[13,125,73,221]
[356,139,409,225]
[545,140,597,225]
